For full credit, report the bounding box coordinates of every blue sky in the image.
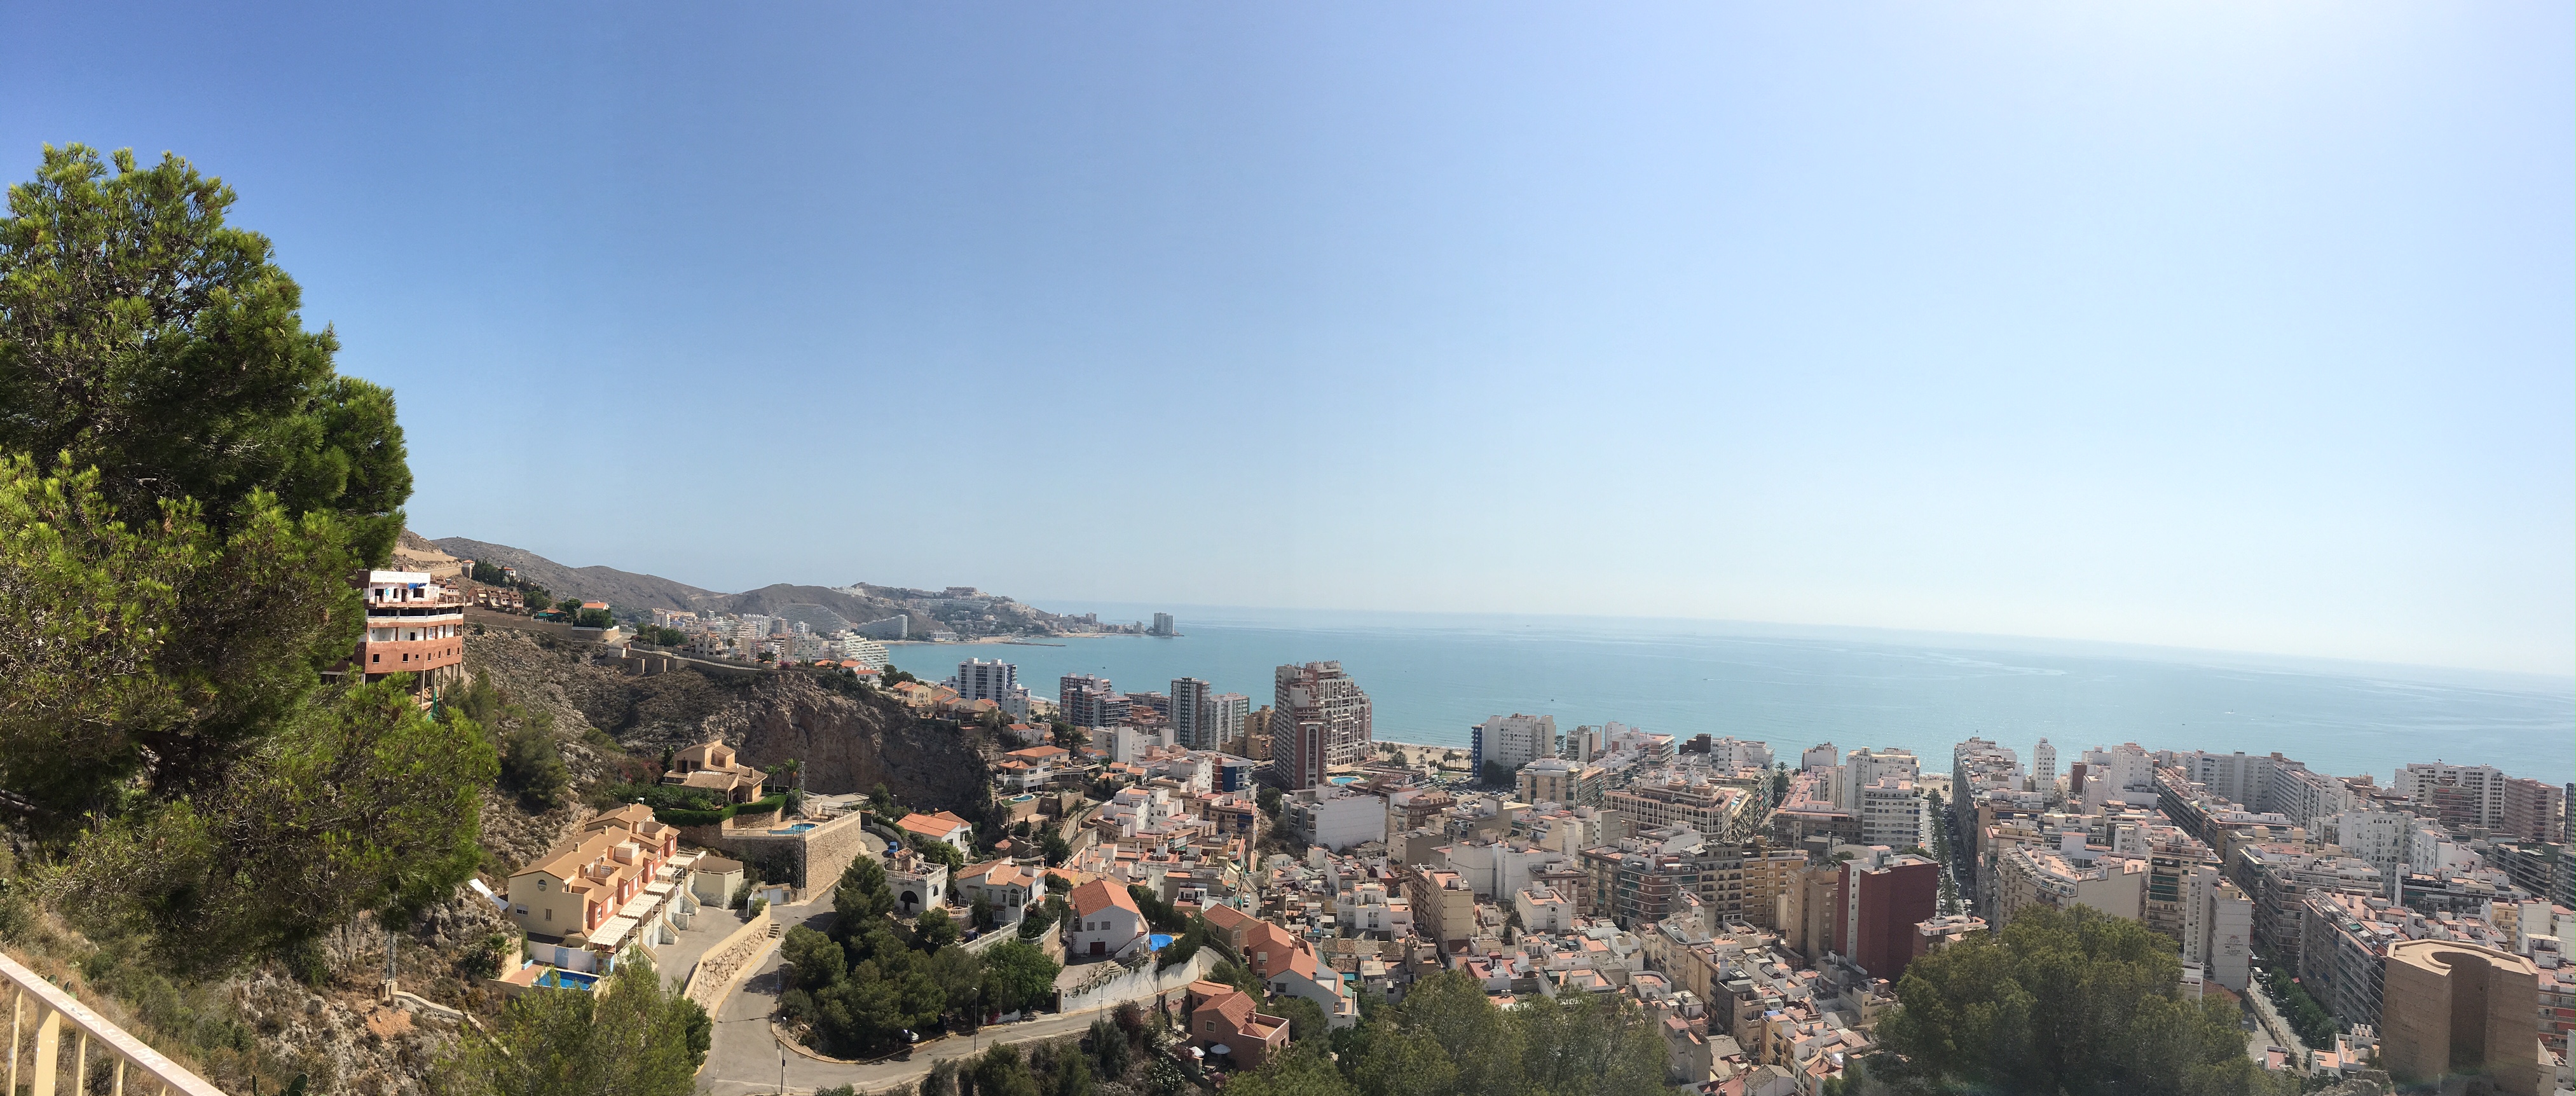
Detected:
[5,3,2569,675]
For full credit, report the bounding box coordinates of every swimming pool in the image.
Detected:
[768,822,819,835]
[1149,934,1175,952]
[1325,776,1361,786]
[535,968,599,990]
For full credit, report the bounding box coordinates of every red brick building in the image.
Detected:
[1832,848,1940,982]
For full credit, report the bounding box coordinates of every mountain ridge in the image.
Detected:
[430,536,1097,638]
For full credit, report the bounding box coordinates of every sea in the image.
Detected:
[886,604,2576,787]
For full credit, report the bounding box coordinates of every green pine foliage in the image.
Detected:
[0,142,493,973]
[431,952,710,1096]
[778,854,1064,1057]
[1875,905,2294,1095]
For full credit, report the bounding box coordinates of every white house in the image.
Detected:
[885,848,950,918]
[896,811,974,854]
[954,859,1042,924]
[1068,879,1148,959]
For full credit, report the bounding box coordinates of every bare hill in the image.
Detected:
[432,537,716,612]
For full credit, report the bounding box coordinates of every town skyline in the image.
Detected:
[6,3,2565,675]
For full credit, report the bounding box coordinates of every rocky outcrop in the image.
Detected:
[705,671,996,804]
[462,626,994,813]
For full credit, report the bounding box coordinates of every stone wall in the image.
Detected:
[682,812,877,893]
[1057,949,1219,1015]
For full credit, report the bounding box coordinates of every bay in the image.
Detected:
[886,604,2575,786]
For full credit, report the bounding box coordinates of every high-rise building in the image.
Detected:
[1271,662,1372,790]
[1800,743,1842,772]
[1149,612,1175,637]
[2394,763,2508,832]
[1857,778,1931,849]
[1060,674,1127,729]
[1171,678,1213,749]
[2500,777,2565,844]
[2181,867,2252,992]
[2032,739,2057,797]
[1470,713,1559,776]
[1842,748,1919,811]
[1832,848,1940,982]
[956,659,1018,703]
[1206,692,1250,753]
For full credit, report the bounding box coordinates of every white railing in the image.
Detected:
[0,951,227,1096]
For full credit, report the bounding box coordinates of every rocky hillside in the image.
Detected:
[462,627,996,812]
[432,537,716,611]
[430,535,1108,638]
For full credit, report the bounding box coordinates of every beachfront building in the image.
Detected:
[1472,713,1560,776]
[1272,662,1373,790]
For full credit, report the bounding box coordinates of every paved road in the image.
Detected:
[697,896,1146,1096]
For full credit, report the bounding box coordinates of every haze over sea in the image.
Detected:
[887,605,2575,787]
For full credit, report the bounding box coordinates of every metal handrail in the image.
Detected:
[0,951,228,1096]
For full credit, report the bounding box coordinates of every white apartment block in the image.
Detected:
[1206,692,1249,751]
[835,636,890,669]
[2393,763,2508,831]
[2181,866,2252,991]
[955,659,1018,702]
[1842,748,1920,811]
[2266,765,2354,831]
[1858,778,1931,849]
[2328,810,2416,880]
[1801,743,1842,772]
[2032,739,2057,796]
[1474,713,1560,773]
[1285,788,1387,851]
[1703,736,1774,771]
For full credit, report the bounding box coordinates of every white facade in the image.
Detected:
[2032,739,2057,796]
[2327,811,2415,879]
[1704,736,1774,771]
[1858,778,1931,849]
[835,636,891,669]
[1106,786,1182,836]
[1475,713,1561,773]
[2083,743,2158,810]
[1207,692,1249,751]
[1801,743,1842,772]
[1443,840,1568,899]
[1287,788,1388,851]
[956,659,1018,702]
[2182,865,2252,992]
[2392,763,2506,830]
[1843,749,1921,811]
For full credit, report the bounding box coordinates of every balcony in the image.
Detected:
[0,951,226,1096]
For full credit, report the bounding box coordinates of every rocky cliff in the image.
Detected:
[462,627,994,818]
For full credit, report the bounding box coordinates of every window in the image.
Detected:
[545,908,553,921]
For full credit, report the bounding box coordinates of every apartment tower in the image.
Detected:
[1271,662,1372,790]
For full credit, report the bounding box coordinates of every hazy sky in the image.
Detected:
[6,3,2570,675]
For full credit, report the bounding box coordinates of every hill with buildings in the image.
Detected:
[430,536,1111,639]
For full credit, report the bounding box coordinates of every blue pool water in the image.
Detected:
[535,968,598,990]
[769,822,818,835]
[1150,934,1175,951]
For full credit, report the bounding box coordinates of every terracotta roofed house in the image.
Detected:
[1186,980,1292,1071]
[955,859,1042,923]
[1068,879,1148,959]
[896,811,975,854]
[662,741,770,804]
[505,807,679,941]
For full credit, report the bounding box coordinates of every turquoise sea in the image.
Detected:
[886,605,2576,786]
